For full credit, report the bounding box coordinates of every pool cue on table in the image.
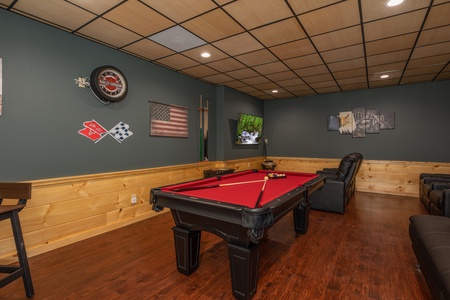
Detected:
[255,176,269,207]
[173,179,267,192]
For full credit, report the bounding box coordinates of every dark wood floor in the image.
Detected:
[1,192,432,300]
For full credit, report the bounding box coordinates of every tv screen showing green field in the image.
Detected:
[235,114,263,145]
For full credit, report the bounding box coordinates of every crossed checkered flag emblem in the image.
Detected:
[78,120,133,143]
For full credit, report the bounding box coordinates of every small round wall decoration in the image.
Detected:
[90,65,128,103]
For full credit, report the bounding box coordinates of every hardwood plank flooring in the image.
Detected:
[0,192,432,299]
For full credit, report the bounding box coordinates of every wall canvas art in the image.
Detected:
[365,109,380,134]
[327,115,340,131]
[352,106,366,138]
[339,111,355,135]
[380,112,395,129]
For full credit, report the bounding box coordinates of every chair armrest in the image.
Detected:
[442,190,450,217]
[317,170,338,180]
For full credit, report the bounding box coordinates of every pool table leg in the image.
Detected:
[228,243,260,300]
[172,227,201,276]
[293,200,310,234]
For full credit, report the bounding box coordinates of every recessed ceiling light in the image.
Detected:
[386,0,404,7]
[272,90,278,93]
[201,52,211,58]
[380,74,390,79]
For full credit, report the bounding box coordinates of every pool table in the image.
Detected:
[150,169,325,300]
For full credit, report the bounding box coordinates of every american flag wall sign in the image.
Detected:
[149,101,188,138]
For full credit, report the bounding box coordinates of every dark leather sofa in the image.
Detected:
[310,153,363,214]
[419,173,450,217]
[409,215,450,300]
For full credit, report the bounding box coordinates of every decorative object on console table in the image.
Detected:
[261,160,276,170]
[203,168,235,178]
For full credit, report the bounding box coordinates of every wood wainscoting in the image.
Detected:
[0,158,263,263]
[1,156,449,263]
[268,156,450,197]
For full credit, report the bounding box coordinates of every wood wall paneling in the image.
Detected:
[1,157,449,264]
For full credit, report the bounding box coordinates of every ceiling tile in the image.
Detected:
[284,54,323,69]
[337,76,367,86]
[235,49,278,66]
[298,0,360,36]
[182,8,244,42]
[121,39,175,60]
[148,26,206,52]
[103,1,174,36]
[68,0,124,15]
[294,65,330,77]
[265,71,298,81]
[361,0,431,23]
[181,45,229,63]
[303,73,335,84]
[250,18,306,47]
[269,39,316,60]
[252,61,290,75]
[401,73,436,84]
[423,2,450,29]
[368,62,407,76]
[327,57,366,72]
[364,9,427,42]
[223,0,293,30]
[226,68,260,80]
[277,78,306,88]
[417,26,450,46]
[155,54,199,70]
[288,0,343,15]
[76,18,141,48]
[312,25,362,52]
[206,58,246,73]
[365,33,417,56]
[411,41,450,59]
[202,73,235,84]
[403,65,444,77]
[407,53,450,68]
[332,68,367,80]
[321,44,364,63]
[12,0,95,31]
[212,32,264,56]
[140,0,217,23]
[181,65,219,78]
[367,49,411,67]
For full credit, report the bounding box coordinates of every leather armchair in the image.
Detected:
[310,153,363,214]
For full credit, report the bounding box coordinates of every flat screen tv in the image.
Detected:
[235,113,263,145]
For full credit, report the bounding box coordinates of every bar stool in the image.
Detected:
[0,182,34,298]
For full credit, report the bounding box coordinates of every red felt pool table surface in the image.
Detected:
[162,169,319,208]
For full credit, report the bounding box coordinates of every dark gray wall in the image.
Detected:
[0,10,220,181]
[264,80,450,162]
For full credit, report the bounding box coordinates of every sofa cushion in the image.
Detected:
[410,215,450,297]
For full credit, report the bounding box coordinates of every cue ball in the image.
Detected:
[264,176,269,180]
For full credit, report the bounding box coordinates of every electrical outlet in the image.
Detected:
[131,194,137,204]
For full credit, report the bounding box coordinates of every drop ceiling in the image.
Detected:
[1,0,449,100]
